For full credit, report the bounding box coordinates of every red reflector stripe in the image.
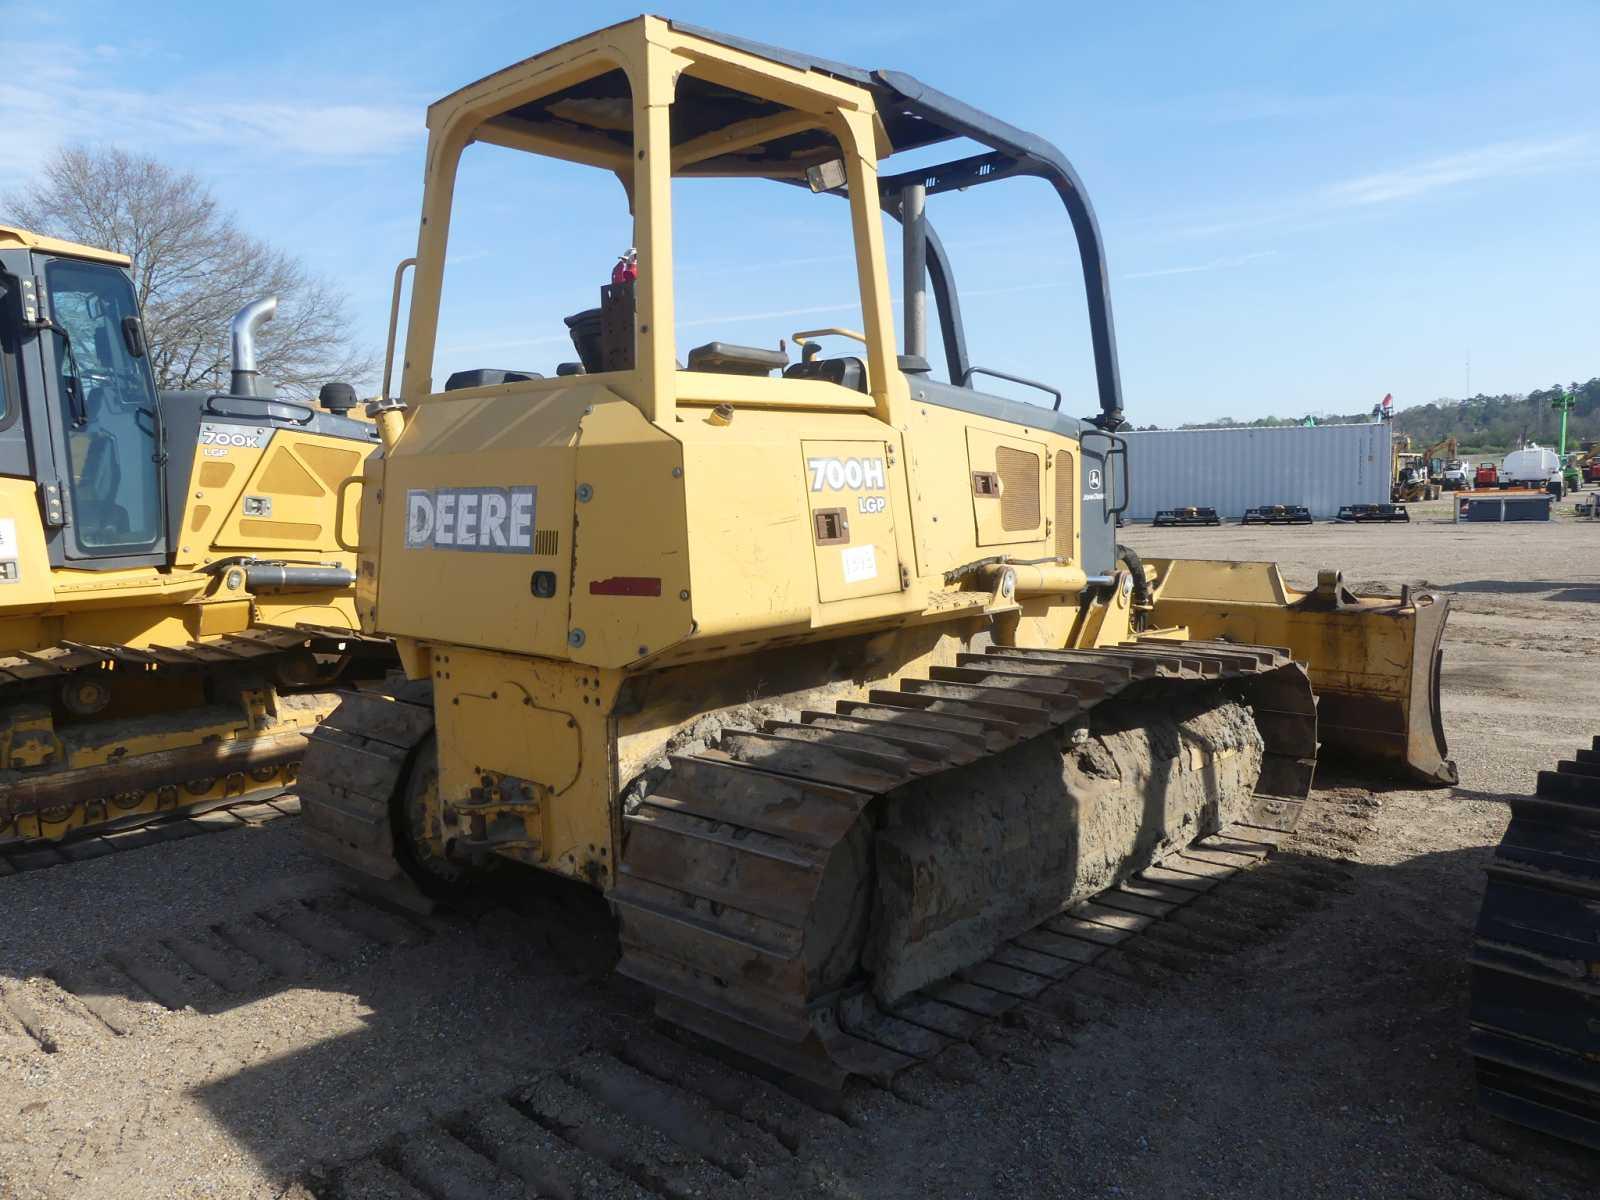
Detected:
[589,576,662,597]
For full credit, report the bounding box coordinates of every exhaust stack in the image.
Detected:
[229,296,278,397]
[900,182,927,361]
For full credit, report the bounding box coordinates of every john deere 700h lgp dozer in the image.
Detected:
[300,17,1454,1088]
[0,224,387,857]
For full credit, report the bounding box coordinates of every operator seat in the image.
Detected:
[685,342,788,377]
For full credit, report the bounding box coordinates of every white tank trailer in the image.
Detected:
[1500,444,1563,494]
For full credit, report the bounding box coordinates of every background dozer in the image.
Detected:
[300,17,1454,1089]
[0,224,388,858]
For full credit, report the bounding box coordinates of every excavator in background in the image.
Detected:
[299,17,1455,1091]
[0,224,388,857]
[1422,436,1465,490]
[1390,435,1470,500]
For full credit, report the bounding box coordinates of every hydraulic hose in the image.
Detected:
[1116,541,1153,614]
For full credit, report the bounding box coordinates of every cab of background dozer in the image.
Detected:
[342,16,1451,894]
[0,227,377,613]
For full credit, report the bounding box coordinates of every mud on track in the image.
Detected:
[2,514,1600,1198]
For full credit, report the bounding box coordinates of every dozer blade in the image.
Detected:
[611,641,1317,1090]
[1146,558,1457,787]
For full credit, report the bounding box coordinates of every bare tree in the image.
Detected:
[3,146,373,400]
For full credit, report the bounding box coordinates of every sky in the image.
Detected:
[2,0,1596,427]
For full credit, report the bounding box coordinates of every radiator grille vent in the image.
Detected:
[996,446,1041,531]
[1055,451,1076,559]
[534,529,560,556]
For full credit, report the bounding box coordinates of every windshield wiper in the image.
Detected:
[49,321,90,428]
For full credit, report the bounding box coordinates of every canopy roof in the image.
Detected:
[488,19,1079,186]
[446,16,1128,427]
[0,224,130,267]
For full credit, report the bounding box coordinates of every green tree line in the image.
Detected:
[1143,377,1600,455]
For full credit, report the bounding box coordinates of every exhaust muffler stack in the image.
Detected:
[229,296,278,397]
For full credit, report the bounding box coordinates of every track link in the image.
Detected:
[0,623,390,854]
[298,679,436,902]
[611,639,1318,1088]
[1470,736,1600,1150]
[297,640,1317,1090]
[0,791,301,876]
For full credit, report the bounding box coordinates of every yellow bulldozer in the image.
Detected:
[0,224,388,860]
[300,17,1455,1089]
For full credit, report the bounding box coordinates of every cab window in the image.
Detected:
[44,258,164,553]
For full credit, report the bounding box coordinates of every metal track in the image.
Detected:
[0,626,320,684]
[297,639,1317,1090]
[1470,737,1600,1150]
[294,838,1359,1200]
[0,620,383,699]
[0,624,389,853]
[611,639,1318,1088]
[0,791,302,876]
[298,679,437,897]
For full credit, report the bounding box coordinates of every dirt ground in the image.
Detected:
[2,503,1598,1199]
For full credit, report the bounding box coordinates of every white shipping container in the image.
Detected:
[1122,422,1391,522]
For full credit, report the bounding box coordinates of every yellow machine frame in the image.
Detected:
[350,18,1116,883]
[335,17,1450,892]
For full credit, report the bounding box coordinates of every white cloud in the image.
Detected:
[0,37,420,186]
[1124,132,1596,251]
[1138,90,1363,125]
[679,300,862,330]
[1323,136,1591,207]
[1124,251,1277,280]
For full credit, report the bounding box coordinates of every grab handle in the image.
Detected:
[382,257,417,404]
[334,475,365,553]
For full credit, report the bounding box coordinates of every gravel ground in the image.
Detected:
[2,507,1598,1198]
